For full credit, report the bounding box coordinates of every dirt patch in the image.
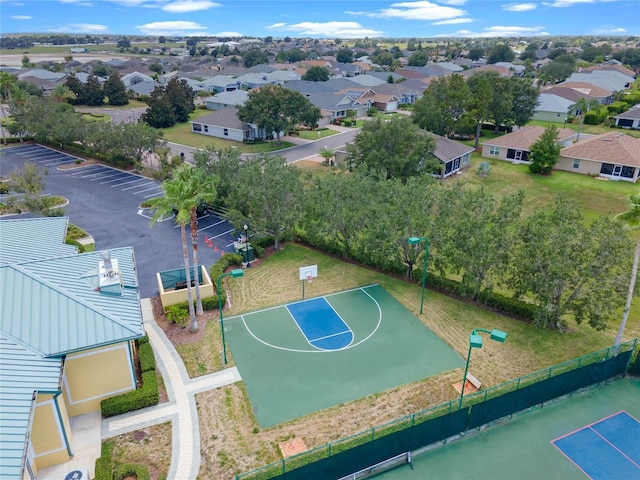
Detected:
[110,423,171,480]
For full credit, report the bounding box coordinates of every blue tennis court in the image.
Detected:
[286,297,354,350]
[552,411,640,479]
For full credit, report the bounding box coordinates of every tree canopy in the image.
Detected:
[302,66,330,82]
[238,84,321,143]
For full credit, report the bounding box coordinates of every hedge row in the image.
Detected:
[139,340,156,373]
[163,293,226,327]
[94,440,115,480]
[209,252,245,285]
[101,370,159,418]
[113,463,150,480]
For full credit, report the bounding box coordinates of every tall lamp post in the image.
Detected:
[243,223,251,267]
[459,328,507,409]
[217,269,244,364]
[408,236,429,314]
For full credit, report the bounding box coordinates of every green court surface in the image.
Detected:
[378,376,640,480]
[225,284,464,427]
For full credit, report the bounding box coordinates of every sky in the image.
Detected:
[1,0,639,39]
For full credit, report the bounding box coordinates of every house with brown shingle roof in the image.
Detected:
[554,81,613,103]
[481,126,577,163]
[556,133,640,182]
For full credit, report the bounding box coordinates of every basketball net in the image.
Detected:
[307,275,313,284]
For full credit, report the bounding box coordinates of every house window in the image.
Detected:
[193,123,202,132]
[621,166,635,179]
[204,125,208,133]
[461,153,470,165]
[573,159,580,169]
[489,146,500,156]
[224,128,228,136]
[600,163,614,175]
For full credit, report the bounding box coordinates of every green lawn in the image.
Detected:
[159,109,294,153]
[459,152,639,220]
[296,128,339,140]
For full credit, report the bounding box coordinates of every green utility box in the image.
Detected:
[235,242,255,263]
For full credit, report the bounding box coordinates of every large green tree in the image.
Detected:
[613,193,640,347]
[84,74,105,106]
[412,74,471,137]
[242,48,269,68]
[238,84,320,144]
[347,116,436,181]
[486,44,515,64]
[227,154,302,251]
[528,125,561,174]
[336,48,354,63]
[103,71,129,106]
[302,66,330,82]
[509,196,630,331]
[466,72,493,148]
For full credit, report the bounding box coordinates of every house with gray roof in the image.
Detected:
[191,107,266,141]
[566,71,633,93]
[345,74,386,87]
[284,80,336,96]
[307,93,369,125]
[0,217,145,479]
[204,90,249,110]
[533,93,574,123]
[425,132,475,178]
[614,106,640,129]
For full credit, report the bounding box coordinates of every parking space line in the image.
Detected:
[144,193,163,199]
[196,218,227,232]
[79,169,113,178]
[100,175,131,184]
[71,166,102,176]
[112,178,147,187]
[122,182,154,191]
[90,171,125,181]
[131,186,162,195]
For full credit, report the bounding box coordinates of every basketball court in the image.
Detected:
[224,282,464,428]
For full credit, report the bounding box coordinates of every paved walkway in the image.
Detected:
[102,298,242,480]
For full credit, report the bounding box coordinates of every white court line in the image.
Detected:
[309,330,352,343]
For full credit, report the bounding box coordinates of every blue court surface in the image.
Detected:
[552,411,640,480]
[286,297,354,350]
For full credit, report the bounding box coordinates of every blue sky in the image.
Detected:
[1,0,639,39]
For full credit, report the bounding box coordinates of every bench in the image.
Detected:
[465,373,482,391]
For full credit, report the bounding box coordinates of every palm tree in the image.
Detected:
[51,84,76,104]
[613,193,640,348]
[568,97,601,141]
[0,72,18,145]
[172,165,219,315]
[149,175,198,332]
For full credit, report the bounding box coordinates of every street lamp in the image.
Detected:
[459,328,507,409]
[217,269,244,364]
[243,223,251,267]
[408,236,429,314]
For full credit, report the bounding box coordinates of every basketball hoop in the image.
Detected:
[307,274,313,284]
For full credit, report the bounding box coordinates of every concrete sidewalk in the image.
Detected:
[102,298,242,480]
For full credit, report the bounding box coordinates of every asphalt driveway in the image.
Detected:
[0,144,237,297]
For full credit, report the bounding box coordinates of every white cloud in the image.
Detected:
[350,1,466,21]
[11,15,32,20]
[502,3,537,11]
[439,0,467,4]
[212,31,243,37]
[266,22,287,30]
[161,1,220,13]
[50,23,109,33]
[436,25,550,37]
[432,17,474,25]
[543,0,595,7]
[268,21,383,38]
[58,0,93,5]
[593,26,627,34]
[136,20,209,36]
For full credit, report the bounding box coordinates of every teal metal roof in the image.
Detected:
[0,218,145,479]
[1,247,144,357]
[0,335,62,479]
[0,217,76,265]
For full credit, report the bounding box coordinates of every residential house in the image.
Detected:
[554,81,613,104]
[614,106,640,129]
[191,107,265,141]
[565,71,634,93]
[283,80,336,97]
[204,90,249,110]
[307,93,369,125]
[533,93,575,123]
[0,217,145,479]
[120,71,155,88]
[481,125,578,163]
[556,133,640,182]
[426,132,475,178]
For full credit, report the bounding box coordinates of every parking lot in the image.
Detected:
[1,144,238,297]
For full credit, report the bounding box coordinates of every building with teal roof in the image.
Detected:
[0,217,145,479]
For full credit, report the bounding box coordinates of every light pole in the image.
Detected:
[243,223,250,267]
[408,236,429,314]
[459,328,507,409]
[217,269,244,364]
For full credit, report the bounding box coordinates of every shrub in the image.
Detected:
[477,290,537,321]
[164,303,188,327]
[209,253,244,284]
[94,440,115,480]
[607,101,627,115]
[201,294,225,310]
[584,109,605,125]
[528,162,543,174]
[138,340,156,373]
[101,370,159,417]
[113,463,150,480]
